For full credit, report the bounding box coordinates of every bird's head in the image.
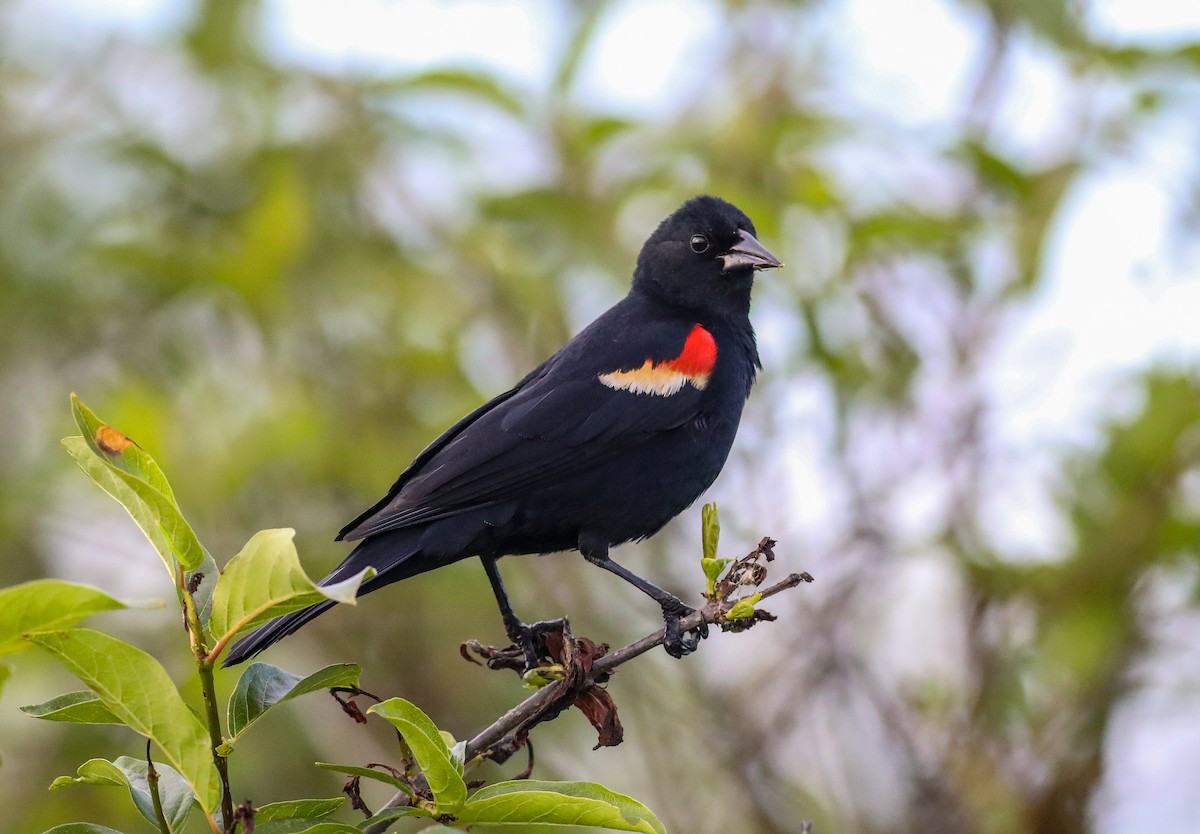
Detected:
[632,195,782,317]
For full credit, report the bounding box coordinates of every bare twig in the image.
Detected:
[594,572,810,674]
[361,571,811,834]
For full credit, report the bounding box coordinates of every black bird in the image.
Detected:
[224,196,781,667]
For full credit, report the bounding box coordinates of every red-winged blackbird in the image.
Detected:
[224,196,781,667]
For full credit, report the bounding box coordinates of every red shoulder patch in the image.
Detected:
[662,325,717,377]
[597,324,717,396]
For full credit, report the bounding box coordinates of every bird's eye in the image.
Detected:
[690,234,709,253]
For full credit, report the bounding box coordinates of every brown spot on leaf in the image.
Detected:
[186,572,205,594]
[95,425,134,455]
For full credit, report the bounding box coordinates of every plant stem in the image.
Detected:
[179,566,236,832]
[198,657,235,832]
[146,739,172,834]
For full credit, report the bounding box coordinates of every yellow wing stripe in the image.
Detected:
[598,360,709,396]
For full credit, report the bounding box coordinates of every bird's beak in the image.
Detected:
[720,229,783,273]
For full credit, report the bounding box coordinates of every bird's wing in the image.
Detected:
[338,317,715,541]
[335,362,548,541]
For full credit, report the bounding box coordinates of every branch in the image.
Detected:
[361,570,811,834]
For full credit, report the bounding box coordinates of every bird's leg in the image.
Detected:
[480,556,565,670]
[578,535,708,658]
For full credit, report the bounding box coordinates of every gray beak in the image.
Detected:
[720,229,783,273]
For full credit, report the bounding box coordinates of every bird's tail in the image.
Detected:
[221,529,439,667]
[220,597,338,667]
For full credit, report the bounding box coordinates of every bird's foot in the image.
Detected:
[661,601,708,658]
[508,618,570,672]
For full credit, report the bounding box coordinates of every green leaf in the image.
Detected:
[50,756,195,832]
[457,780,666,833]
[701,502,720,562]
[313,763,416,797]
[65,395,205,573]
[71,394,178,504]
[287,824,362,834]
[62,436,205,573]
[578,116,636,151]
[701,558,731,597]
[208,529,374,651]
[42,825,127,834]
[227,662,362,741]
[0,663,9,697]
[255,797,345,823]
[726,592,763,621]
[367,699,467,813]
[248,824,361,834]
[62,433,216,621]
[377,69,525,117]
[187,550,221,631]
[700,503,728,595]
[247,823,317,834]
[364,811,446,830]
[0,579,131,656]
[27,629,221,812]
[20,690,121,724]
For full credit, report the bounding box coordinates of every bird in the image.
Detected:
[223,195,781,667]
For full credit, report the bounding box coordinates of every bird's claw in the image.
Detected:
[662,603,708,659]
[509,618,569,672]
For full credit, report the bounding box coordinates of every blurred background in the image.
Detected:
[2,0,1200,831]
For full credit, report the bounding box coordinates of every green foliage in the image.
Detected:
[454,781,666,833]
[352,698,667,831]
[20,691,121,725]
[226,663,362,744]
[282,824,360,834]
[0,580,132,656]
[28,629,222,813]
[254,798,345,823]
[313,763,416,796]
[699,503,730,596]
[207,529,373,656]
[67,394,206,572]
[7,397,669,833]
[51,756,195,832]
[12,399,376,828]
[379,69,527,117]
[724,592,762,621]
[70,395,179,506]
[367,698,468,814]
